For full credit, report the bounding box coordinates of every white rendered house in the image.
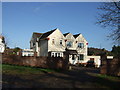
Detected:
[30,28,101,67]
[22,49,34,56]
[30,28,65,57]
[63,33,88,65]
[0,36,5,53]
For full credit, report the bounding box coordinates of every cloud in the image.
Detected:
[33,3,53,12]
[34,7,41,12]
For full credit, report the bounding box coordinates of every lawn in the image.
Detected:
[2,64,120,88]
[2,64,56,75]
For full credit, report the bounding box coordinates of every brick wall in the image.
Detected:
[100,55,120,76]
[2,53,69,70]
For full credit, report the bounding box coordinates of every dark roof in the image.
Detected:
[73,33,81,38]
[63,33,70,36]
[65,48,78,54]
[0,35,4,39]
[40,29,56,39]
[33,32,43,38]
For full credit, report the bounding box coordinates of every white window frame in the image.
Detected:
[60,40,62,45]
[78,43,84,48]
[67,41,73,47]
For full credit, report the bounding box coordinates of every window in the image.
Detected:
[55,53,57,57]
[33,43,35,46]
[79,54,84,60]
[72,55,75,60]
[78,43,84,48]
[60,40,62,45]
[61,53,63,57]
[51,52,63,57]
[51,53,54,57]
[78,55,80,60]
[52,39,55,44]
[58,53,60,57]
[28,54,30,56]
[67,41,72,47]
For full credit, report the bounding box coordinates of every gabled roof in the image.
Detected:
[0,35,4,39]
[73,33,81,38]
[40,28,56,39]
[63,33,70,37]
[33,32,43,38]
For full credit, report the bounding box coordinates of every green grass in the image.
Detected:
[96,74,120,89]
[96,74,120,82]
[2,64,56,75]
[87,72,120,89]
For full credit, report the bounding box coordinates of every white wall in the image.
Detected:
[48,29,66,52]
[40,40,48,56]
[65,33,76,50]
[76,34,88,55]
[22,49,34,56]
[86,56,101,68]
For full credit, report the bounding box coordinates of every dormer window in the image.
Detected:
[67,41,72,47]
[78,43,84,48]
[60,40,62,45]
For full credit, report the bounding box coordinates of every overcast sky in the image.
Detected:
[2,2,114,50]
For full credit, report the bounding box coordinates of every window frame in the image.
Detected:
[78,43,84,48]
[79,54,84,60]
[52,39,55,45]
[67,41,73,47]
[60,40,62,45]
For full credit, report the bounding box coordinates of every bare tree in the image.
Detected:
[96,1,120,45]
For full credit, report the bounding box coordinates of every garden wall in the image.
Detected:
[2,53,69,70]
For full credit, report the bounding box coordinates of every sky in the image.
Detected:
[2,2,114,51]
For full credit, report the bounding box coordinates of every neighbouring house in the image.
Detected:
[22,49,34,56]
[30,32,43,56]
[30,28,66,57]
[0,35,5,53]
[63,33,88,65]
[30,28,101,67]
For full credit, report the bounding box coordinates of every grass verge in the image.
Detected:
[2,64,56,75]
[96,74,120,82]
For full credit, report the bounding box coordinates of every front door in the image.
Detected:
[69,54,77,65]
[72,54,75,64]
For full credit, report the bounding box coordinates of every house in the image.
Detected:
[30,32,43,56]
[0,35,5,53]
[63,33,88,65]
[22,49,34,56]
[30,28,101,67]
[30,28,66,57]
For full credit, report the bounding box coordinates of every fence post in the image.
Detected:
[100,54,107,75]
[18,50,22,57]
[34,52,37,57]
